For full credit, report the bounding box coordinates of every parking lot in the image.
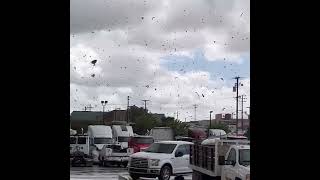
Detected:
[70,166,192,180]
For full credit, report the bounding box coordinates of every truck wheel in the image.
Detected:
[159,165,171,180]
[174,175,184,180]
[129,173,140,180]
[122,162,128,167]
[192,170,202,180]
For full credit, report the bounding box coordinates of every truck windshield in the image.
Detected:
[239,149,250,166]
[94,138,113,144]
[118,136,130,142]
[70,137,76,144]
[144,143,177,154]
[134,137,154,144]
[77,137,87,144]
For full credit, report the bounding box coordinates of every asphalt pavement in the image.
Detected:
[70,166,192,180]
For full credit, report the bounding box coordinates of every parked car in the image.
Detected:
[128,141,193,180]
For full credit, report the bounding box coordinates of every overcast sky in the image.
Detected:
[70,0,250,121]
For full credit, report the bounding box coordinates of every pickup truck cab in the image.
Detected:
[128,141,193,180]
[221,145,250,180]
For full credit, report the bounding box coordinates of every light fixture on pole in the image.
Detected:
[101,100,108,124]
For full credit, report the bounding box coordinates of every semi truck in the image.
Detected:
[87,125,114,163]
[112,124,134,149]
[189,139,250,180]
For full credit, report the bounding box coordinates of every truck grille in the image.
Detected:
[130,158,148,168]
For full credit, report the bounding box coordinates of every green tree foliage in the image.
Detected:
[130,105,159,135]
[133,113,159,135]
[130,106,189,136]
[161,117,189,137]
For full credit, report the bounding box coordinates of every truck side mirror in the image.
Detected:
[231,160,236,166]
[218,156,225,165]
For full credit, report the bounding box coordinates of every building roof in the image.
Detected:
[70,111,103,121]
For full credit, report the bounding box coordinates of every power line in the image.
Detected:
[241,95,247,131]
[127,96,130,123]
[233,76,243,135]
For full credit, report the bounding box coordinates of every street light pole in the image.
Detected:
[209,111,213,128]
[209,111,213,136]
[101,100,108,125]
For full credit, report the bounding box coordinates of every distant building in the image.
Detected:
[70,110,129,132]
[215,113,232,120]
[217,118,250,131]
[186,117,250,131]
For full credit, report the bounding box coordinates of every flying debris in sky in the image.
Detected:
[91,60,97,66]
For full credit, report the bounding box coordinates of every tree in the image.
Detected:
[162,117,189,137]
[130,105,160,135]
[161,117,174,126]
[208,123,231,134]
[133,113,159,135]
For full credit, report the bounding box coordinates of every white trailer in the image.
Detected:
[149,127,174,142]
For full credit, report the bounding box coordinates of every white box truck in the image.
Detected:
[87,125,113,163]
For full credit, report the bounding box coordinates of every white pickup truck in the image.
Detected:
[190,139,250,180]
[128,141,193,180]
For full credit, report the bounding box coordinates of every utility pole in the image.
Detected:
[209,111,213,128]
[142,100,150,112]
[127,96,130,123]
[241,95,247,132]
[233,76,242,135]
[247,106,250,129]
[176,111,179,120]
[85,104,93,111]
[193,104,198,121]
